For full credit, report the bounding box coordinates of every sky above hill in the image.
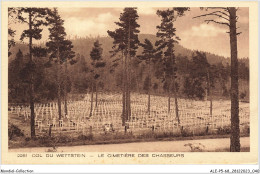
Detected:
[10,7,249,58]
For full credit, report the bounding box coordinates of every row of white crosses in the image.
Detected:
[88,99,123,132]
[9,93,250,135]
[127,95,177,132]
[62,96,124,134]
[127,96,250,133]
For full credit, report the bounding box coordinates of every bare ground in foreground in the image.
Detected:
[9,137,249,152]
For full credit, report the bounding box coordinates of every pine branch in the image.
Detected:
[193,11,229,21]
[213,10,229,17]
[236,16,240,22]
[205,19,230,27]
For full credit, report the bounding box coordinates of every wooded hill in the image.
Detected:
[8,34,249,103]
[9,34,249,67]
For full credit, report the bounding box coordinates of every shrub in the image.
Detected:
[37,135,53,146]
[181,127,192,137]
[8,123,24,140]
[114,132,134,140]
[241,124,250,135]
[88,134,94,141]
[78,134,94,141]
[240,92,246,99]
[217,126,231,135]
[36,135,63,148]
[57,135,72,143]
[137,132,154,139]
[193,127,208,136]
[78,135,87,140]
[25,137,31,142]
[154,132,174,139]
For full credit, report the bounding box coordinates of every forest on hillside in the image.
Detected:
[8,34,249,104]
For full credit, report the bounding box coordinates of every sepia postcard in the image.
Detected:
[1,1,258,165]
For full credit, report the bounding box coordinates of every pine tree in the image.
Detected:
[156,8,188,125]
[89,40,105,116]
[191,51,210,99]
[194,7,241,152]
[46,8,75,122]
[108,7,140,124]
[138,39,161,114]
[17,7,50,137]
[8,8,17,57]
[63,39,76,116]
[8,49,24,100]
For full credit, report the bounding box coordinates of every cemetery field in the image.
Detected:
[8,93,250,149]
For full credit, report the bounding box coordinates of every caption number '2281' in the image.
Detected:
[17,154,27,157]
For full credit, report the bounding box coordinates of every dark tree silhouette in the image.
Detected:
[156,8,189,124]
[46,8,75,121]
[194,7,241,152]
[107,28,126,124]
[8,49,24,101]
[89,40,105,116]
[17,7,50,137]
[108,7,140,125]
[8,8,17,57]
[63,41,76,116]
[183,51,214,102]
[138,39,161,114]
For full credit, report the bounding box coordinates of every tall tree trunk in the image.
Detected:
[125,21,131,121]
[90,83,94,117]
[172,76,180,124]
[29,11,35,138]
[168,81,171,114]
[127,63,131,120]
[205,83,208,101]
[125,54,129,121]
[174,92,180,124]
[148,94,150,115]
[148,58,151,115]
[229,7,240,152]
[210,99,213,117]
[135,70,140,93]
[122,51,126,125]
[171,52,179,124]
[57,47,62,123]
[208,71,213,117]
[64,60,68,116]
[95,81,98,107]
